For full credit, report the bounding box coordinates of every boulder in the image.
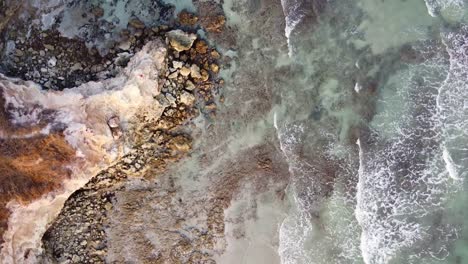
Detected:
[166,30,197,52]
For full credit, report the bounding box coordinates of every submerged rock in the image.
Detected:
[178,12,199,26]
[128,18,146,29]
[166,30,197,52]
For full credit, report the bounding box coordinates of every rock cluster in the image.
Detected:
[160,29,222,119]
[41,19,223,262]
[41,128,193,263]
[0,20,171,90]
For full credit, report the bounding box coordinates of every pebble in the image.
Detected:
[48,57,57,67]
[72,255,81,262]
[173,61,183,69]
[180,91,196,106]
[118,39,132,50]
[44,44,55,51]
[107,116,120,128]
[70,63,83,71]
[210,63,219,73]
[165,93,177,107]
[179,67,191,77]
[168,72,178,79]
[129,18,146,29]
[185,80,196,91]
[190,64,202,79]
[15,49,24,57]
[205,103,217,111]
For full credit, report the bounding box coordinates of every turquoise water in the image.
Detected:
[269,0,468,263]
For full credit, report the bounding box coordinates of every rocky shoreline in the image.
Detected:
[0,0,228,261]
[37,16,225,264]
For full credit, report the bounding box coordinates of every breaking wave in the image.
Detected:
[356,28,468,263]
[280,0,306,57]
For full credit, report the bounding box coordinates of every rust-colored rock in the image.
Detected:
[210,50,221,59]
[204,15,226,33]
[195,40,208,54]
[178,12,199,26]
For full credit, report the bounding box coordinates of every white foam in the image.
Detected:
[424,0,464,17]
[280,0,305,57]
[355,29,467,263]
[354,82,362,93]
[442,147,460,180]
[0,41,167,263]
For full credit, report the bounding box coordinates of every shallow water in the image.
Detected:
[207,0,468,263]
[2,0,468,263]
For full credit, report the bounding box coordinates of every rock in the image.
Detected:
[180,91,196,106]
[210,63,219,73]
[190,64,202,79]
[128,18,145,29]
[173,61,183,69]
[185,80,196,91]
[179,67,191,77]
[118,39,132,51]
[44,44,55,51]
[134,29,143,37]
[15,49,24,57]
[205,103,217,111]
[70,63,82,72]
[47,57,57,67]
[120,29,130,37]
[178,12,199,26]
[107,116,120,128]
[166,30,197,52]
[92,7,104,18]
[195,41,208,54]
[200,69,210,81]
[205,15,226,33]
[72,255,81,262]
[112,129,123,139]
[165,93,177,107]
[39,50,46,56]
[169,136,191,152]
[168,72,178,79]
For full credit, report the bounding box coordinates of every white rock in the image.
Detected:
[47,57,57,67]
[172,61,183,69]
[180,91,196,106]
